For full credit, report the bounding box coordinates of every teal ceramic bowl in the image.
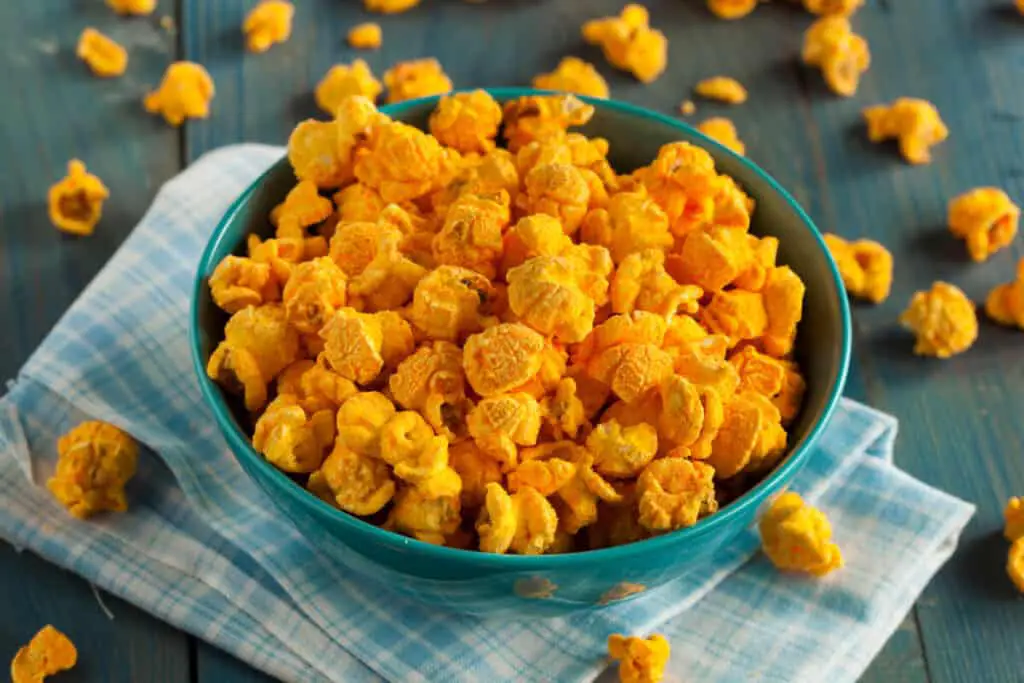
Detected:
[190,88,851,617]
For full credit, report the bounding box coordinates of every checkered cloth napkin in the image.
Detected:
[0,144,974,683]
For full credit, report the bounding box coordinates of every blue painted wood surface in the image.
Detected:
[1,0,1022,681]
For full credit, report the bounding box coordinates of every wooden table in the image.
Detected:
[1,1,1021,681]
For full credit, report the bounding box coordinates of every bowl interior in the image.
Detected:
[191,88,851,569]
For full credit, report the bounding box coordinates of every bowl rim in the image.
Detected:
[189,87,852,569]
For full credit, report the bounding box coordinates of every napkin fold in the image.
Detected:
[0,145,974,683]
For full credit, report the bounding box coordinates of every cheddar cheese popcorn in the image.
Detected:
[429,90,503,154]
[582,4,668,84]
[947,187,1020,263]
[532,57,610,99]
[863,98,948,165]
[607,633,670,683]
[1005,497,1024,542]
[986,258,1024,330]
[1009,538,1024,594]
[205,93,811,554]
[348,23,382,50]
[48,160,109,236]
[144,61,215,126]
[365,0,419,13]
[243,1,294,53]
[77,28,127,78]
[697,117,745,156]
[899,282,978,358]
[707,0,758,19]
[802,16,870,97]
[314,61,383,115]
[47,421,138,519]
[760,491,843,576]
[823,233,893,304]
[383,58,452,104]
[10,625,77,683]
[694,77,747,104]
[803,0,864,16]
[106,0,155,15]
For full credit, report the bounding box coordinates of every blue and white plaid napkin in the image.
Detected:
[0,144,974,683]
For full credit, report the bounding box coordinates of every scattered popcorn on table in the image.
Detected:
[582,4,668,84]
[48,160,109,236]
[47,421,139,519]
[106,0,155,15]
[899,281,978,358]
[348,22,382,49]
[10,625,77,683]
[1008,538,1024,593]
[803,0,864,15]
[314,61,383,114]
[365,0,420,13]
[694,76,748,104]
[802,16,870,97]
[947,187,1020,263]
[144,61,215,126]
[383,58,452,103]
[760,491,843,576]
[607,633,670,683]
[822,233,893,304]
[986,258,1024,330]
[679,100,696,116]
[532,57,610,99]
[1005,497,1024,542]
[863,97,948,164]
[697,117,745,155]
[243,1,294,53]
[76,28,127,78]
[203,95,811,552]
[707,0,758,19]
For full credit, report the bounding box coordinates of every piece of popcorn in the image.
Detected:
[429,90,503,154]
[209,255,278,313]
[432,190,510,278]
[318,307,388,384]
[252,394,335,473]
[502,94,595,151]
[10,625,77,683]
[277,358,358,412]
[408,266,496,342]
[334,391,396,460]
[106,0,155,15]
[802,17,870,97]
[637,457,717,531]
[364,0,420,13]
[246,234,304,286]
[582,4,668,83]
[586,419,658,478]
[76,28,128,77]
[328,219,400,279]
[701,289,768,348]
[501,213,574,273]
[207,304,300,411]
[580,190,674,264]
[822,233,893,304]
[517,163,591,235]
[803,0,864,16]
[144,61,215,126]
[697,117,746,155]
[694,76,748,104]
[706,0,758,19]
[668,228,748,292]
[347,229,428,311]
[243,1,293,53]
[705,392,760,478]
[347,22,382,50]
[728,345,786,397]
[540,377,587,440]
[389,340,467,423]
[1009,538,1024,593]
[732,235,779,292]
[762,266,806,357]
[947,187,1020,262]
[532,57,610,99]
[449,441,503,508]
[282,257,348,334]
[506,255,599,343]
[607,633,670,683]
[271,180,334,238]
[985,258,1024,330]
[476,482,518,553]
[655,374,717,455]
[314,61,383,115]
[288,120,353,190]
[773,360,806,426]
[899,282,978,358]
[511,485,560,554]
[611,249,703,316]
[47,421,139,519]
[354,120,446,202]
[383,58,452,103]
[863,97,948,165]
[463,322,548,397]
[1005,497,1024,542]
[333,183,386,223]
[47,160,109,236]
[387,485,461,545]
[508,457,577,497]
[760,491,843,576]
[466,393,542,469]
[310,442,395,515]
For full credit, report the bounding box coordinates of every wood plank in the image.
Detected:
[0,1,190,681]
[0,543,191,683]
